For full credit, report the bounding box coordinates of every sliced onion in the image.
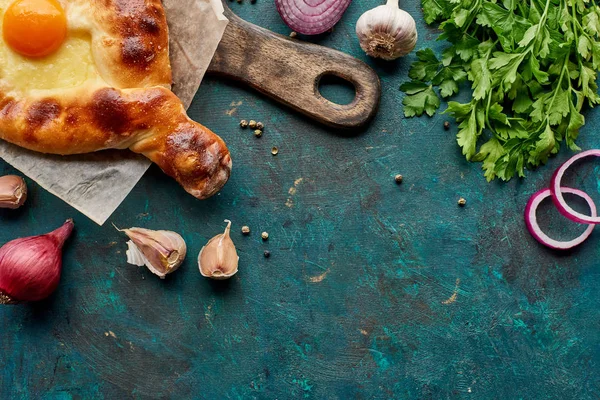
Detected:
[550,149,600,224]
[275,0,352,35]
[525,187,596,250]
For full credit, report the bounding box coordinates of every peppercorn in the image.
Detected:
[444,121,451,130]
[264,250,270,258]
[395,174,403,184]
[240,119,248,128]
[256,122,264,130]
[458,198,467,207]
[271,147,279,156]
[254,130,263,138]
[241,226,251,235]
[261,232,269,241]
[249,120,257,129]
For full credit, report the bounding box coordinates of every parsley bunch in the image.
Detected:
[401,0,600,180]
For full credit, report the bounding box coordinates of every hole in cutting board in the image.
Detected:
[317,74,356,105]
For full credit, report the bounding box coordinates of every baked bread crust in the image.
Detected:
[0,0,231,199]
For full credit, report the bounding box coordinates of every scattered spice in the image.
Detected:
[394,174,403,184]
[261,232,269,241]
[249,120,257,129]
[241,226,251,235]
[458,198,466,207]
[254,130,263,138]
[290,31,297,38]
[256,122,264,130]
[264,250,271,258]
[443,121,450,130]
[271,147,279,156]
[240,119,248,128]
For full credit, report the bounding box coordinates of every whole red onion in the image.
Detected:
[0,219,74,304]
[275,0,352,35]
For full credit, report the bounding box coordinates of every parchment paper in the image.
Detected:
[0,0,228,225]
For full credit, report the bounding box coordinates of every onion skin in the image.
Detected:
[551,149,600,224]
[525,188,596,250]
[275,0,352,35]
[0,219,74,304]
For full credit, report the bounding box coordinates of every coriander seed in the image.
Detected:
[240,120,248,128]
[271,147,279,156]
[261,232,269,241]
[290,31,297,38]
[444,121,450,130]
[249,120,257,129]
[264,250,270,258]
[256,122,264,130]
[254,130,263,138]
[394,174,403,184]
[458,198,467,207]
[241,226,251,235]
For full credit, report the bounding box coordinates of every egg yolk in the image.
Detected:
[2,0,67,58]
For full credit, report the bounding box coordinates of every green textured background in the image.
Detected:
[2,1,600,399]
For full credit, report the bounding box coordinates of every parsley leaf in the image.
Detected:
[401,0,600,181]
[400,82,441,117]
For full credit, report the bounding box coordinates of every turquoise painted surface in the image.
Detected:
[2,1,600,398]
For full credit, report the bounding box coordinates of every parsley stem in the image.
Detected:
[544,56,569,126]
[535,0,552,36]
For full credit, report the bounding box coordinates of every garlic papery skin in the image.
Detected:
[198,220,239,280]
[0,175,27,209]
[356,0,418,60]
[120,227,187,279]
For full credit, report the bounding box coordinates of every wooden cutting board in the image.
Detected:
[207,6,381,129]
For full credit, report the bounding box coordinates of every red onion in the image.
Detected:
[525,188,596,250]
[275,0,352,35]
[550,149,600,224]
[0,219,74,304]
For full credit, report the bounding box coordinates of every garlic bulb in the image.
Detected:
[119,227,187,279]
[198,220,239,280]
[356,0,418,60]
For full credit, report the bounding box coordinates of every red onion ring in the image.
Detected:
[550,149,600,224]
[275,0,352,35]
[525,187,596,250]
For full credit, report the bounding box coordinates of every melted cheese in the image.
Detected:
[0,0,99,92]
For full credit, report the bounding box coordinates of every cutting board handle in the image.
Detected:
[207,6,381,129]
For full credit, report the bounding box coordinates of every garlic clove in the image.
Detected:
[0,175,27,209]
[198,220,239,280]
[356,1,418,60]
[119,227,187,279]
